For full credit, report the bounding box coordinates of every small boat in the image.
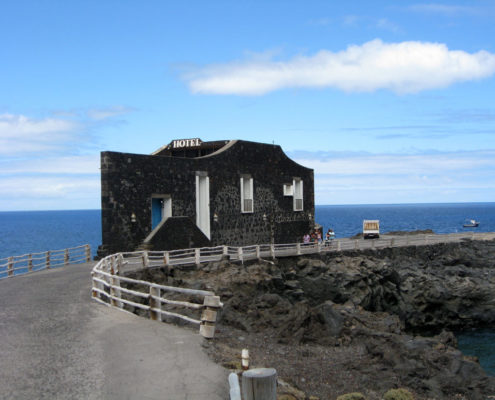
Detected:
[463,219,480,228]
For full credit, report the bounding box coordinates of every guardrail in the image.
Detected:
[0,244,91,279]
[91,232,495,338]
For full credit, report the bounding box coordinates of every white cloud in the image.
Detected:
[376,18,401,33]
[408,4,478,16]
[87,106,134,121]
[186,39,495,95]
[0,155,100,175]
[0,113,80,155]
[296,151,495,176]
[0,176,99,199]
[292,150,495,204]
[0,113,78,139]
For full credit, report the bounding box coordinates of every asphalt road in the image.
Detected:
[0,263,228,400]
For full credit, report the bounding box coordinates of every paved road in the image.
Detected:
[0,263,228,400]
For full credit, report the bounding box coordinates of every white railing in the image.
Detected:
[92,251,222,338]
[91,232,495,337]
[0,244,91,279]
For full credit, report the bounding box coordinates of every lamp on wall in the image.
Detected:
[262,213,267,222]
[213,212,219,223]
[131,213,136,223]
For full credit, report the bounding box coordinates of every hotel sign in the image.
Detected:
[170,138,203,149]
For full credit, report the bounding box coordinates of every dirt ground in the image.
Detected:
[203,324,439,400]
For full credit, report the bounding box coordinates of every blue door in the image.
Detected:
[151,198,163,230]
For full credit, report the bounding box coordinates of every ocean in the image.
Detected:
[0,209,101,261]
[0,202,494,374]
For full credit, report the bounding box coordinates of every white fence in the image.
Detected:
[91,232,495,337]
[0,244,91,279]
[92,251,222,338]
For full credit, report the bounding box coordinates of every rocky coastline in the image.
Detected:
[125,237,495,399]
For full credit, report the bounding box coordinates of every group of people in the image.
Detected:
[303,228,335,245]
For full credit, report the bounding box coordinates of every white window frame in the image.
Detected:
[283,183,293,196]
[240,175,254,213]
[293,178,303,211]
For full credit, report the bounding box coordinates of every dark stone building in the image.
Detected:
[97,139,314,256]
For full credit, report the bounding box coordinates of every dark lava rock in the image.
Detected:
[127,238,495,400]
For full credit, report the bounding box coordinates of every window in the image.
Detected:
[240,175,253,213]
[293,179,303,211]
[283,183,293,196]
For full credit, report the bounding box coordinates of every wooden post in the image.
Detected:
[195,248,201,266]
[28,254,33,272]
[85,245,91,262]
[337,240,341,251]
[238,247,243,263]
[200,295,221,338]
[64,248,69,266]
[46,251,51,269]
[270,244,275,259]
[256,245,261,260]
[117,253,124,275]
[163,251,169,266]
[149,286,161,321]
[142,251,149,268]
[91,271,98,298]
[354,240,359,250]
[241,368,277,400]
[111,274,123,309]
[296,242,301,255]
[223,246,228,256]
[7,256,14,277]
[371,240,375,249]
[242,349,249,370]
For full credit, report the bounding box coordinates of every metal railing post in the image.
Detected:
[46,251,51,269]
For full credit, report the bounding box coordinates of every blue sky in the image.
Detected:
[1,0,495,210]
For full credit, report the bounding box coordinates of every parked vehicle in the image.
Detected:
[363,220,380,239]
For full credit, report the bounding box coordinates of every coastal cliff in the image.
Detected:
[127,238,495,399]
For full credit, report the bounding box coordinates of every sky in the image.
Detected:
[1,0,495,210]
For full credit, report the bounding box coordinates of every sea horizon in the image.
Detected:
[1,200,494,213]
